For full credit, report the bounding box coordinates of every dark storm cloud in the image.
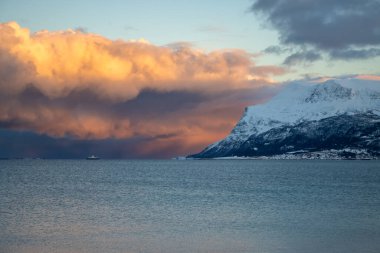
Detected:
[283,51,322,66]
[0,129,141,159]
[0,87,279,159]
[251,0,380,60]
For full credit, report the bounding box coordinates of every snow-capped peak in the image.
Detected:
[209,77,380,150]
[304,80,353,103]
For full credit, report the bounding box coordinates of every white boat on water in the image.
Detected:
[86,155,100,160]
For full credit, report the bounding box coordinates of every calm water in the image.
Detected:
[0,160,380,253]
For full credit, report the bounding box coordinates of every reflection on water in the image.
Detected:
[1,160,380,253]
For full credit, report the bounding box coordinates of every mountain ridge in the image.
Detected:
[189,77,380,159]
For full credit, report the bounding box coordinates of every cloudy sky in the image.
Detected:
[1,0,379,158]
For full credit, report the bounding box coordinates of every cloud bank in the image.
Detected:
[0,22,282,157]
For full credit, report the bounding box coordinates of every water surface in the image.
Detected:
[1,160,379,253]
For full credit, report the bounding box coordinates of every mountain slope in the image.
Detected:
[189,77,380,159]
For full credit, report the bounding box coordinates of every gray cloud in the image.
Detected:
[251,0,380,60]
[330,48,380,60]
[283,51,322,66]
[263,45,290,55]
[74,26,88,33]
[251,0,380,49]
[164,41,195,50]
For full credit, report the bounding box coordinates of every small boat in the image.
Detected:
[86,155,100,160]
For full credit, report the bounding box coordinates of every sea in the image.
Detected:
[0,159,379,253]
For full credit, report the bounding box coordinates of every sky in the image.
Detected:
[1,0,380,158]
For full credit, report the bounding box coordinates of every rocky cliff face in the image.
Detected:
[189,78,380,159]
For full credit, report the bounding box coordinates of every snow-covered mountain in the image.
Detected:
[189,77,380,159]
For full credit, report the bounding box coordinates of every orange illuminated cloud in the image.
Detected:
[356,75,380,81]
[0,22,261,100]
[0,22,283,156]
